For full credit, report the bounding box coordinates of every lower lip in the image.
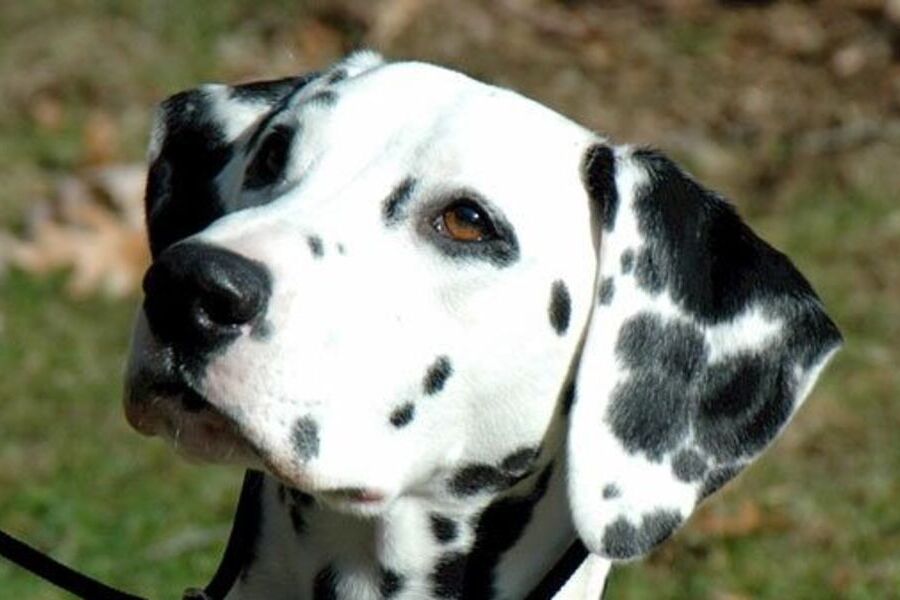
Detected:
[321,489,386,504]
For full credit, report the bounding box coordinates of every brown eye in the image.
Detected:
[435,200,497,242]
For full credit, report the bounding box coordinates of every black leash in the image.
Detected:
[0,528,145,599]
[1,469,600,600]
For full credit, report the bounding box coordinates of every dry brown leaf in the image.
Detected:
[9,164,149,298]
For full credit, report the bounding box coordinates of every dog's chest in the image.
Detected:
[226,469,571,600]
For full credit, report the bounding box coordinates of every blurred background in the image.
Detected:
[0,0,896,598]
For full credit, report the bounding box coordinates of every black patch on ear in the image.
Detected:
[549,280,571,335]
[671,449,708,483]
[598,277,615,305]
[383,178,418,226]
[608,313,707,460]
[430,514,459,544]
[389,403,415,428]
[379,568,404,598]
[602,484,621,499]
[230,74,316,102]
[583,144,619,231]
[634,247,664,294]
[307,235,324,258]
[600,509,682,559]
[291,416,320,462]
[620,249,635,274]
[423,356,453,395]
[313,564,338,600]
[694,352,794,462]
[431,552,467,598]
[630,148,841,334]
[698,464,743,500]
[561,380,577,415]
[145,92,231,257]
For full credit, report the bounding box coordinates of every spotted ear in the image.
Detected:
[144,50,385,257]
[566,144,842,561]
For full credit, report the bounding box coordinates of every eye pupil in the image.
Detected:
[439,199,496,242]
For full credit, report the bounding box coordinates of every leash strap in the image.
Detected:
[0,528,146,600]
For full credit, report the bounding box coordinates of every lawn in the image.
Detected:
[1,1,897,598]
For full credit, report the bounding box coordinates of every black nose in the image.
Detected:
[142,242,271,351]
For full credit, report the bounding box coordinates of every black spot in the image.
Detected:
[430,514,459,544]
[620,249,635,274]
[292,416,320,462]
[500,447,539,477]
[630,148,842,338]
[561,380,577,415]
[583,144,619,231]
[694,352,794,462]
[379,568,404,598]
[423,356,453,395]
[326,69,348,84]
[671,449,708,483]
[549,280,571,335]
[313,564,338,600]
[600,509,682,559]
[598,277,615,305]
[431,552,467,598]
[634,247,664,294]
[456,465,555,597]
[337,243,346,255]
[389,403,415,428]
[602,484,621,499]
[607,313,707,460]
[448,464,505,497]
[307,235,324,258]
[307,89,338,106]
[698,464,742,500]
[383,178,417,226]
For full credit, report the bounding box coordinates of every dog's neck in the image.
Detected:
[217,456,594,599]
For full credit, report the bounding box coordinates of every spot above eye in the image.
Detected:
[245,124,294,189]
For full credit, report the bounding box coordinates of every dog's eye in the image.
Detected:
[245,125,293,189]
[434,199,498,242]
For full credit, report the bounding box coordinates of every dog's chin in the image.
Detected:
[124,382,260,467]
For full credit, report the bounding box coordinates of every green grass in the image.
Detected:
[0,272,241,599]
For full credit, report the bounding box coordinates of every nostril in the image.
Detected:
[195,263,266,327]
[142,242,272,348]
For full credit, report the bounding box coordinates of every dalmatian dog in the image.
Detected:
[123,51,841,599]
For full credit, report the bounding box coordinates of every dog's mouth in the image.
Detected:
[124,373,259,466]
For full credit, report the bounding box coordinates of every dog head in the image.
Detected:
[124,52,840,559]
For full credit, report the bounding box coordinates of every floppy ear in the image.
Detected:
[566,144,842,560]
[144,50,386,257]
